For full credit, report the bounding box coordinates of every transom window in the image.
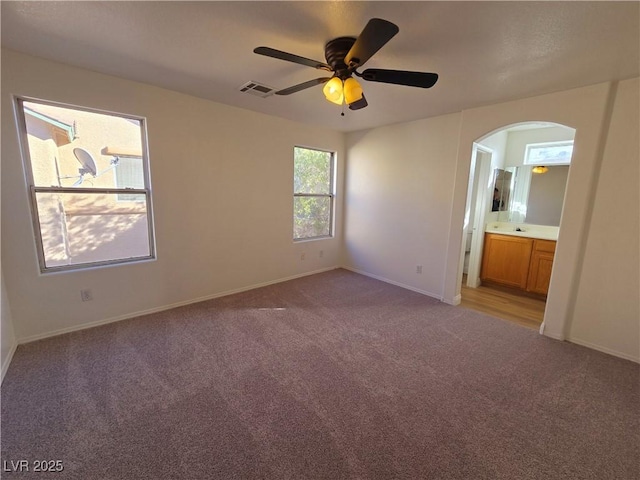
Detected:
[16,97,155,273]
[524,141,574,165]
[293,146,335,240]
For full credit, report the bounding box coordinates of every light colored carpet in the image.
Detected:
[2,269,638,479]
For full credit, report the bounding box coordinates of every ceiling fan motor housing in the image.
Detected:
[324,37,357,79]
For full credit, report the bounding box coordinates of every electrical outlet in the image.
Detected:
[416,265,423,274]
[80,289,93,302]
[300,252,306,261]
[319,250,324,258]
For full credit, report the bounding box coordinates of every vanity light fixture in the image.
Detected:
[532,166,549,174]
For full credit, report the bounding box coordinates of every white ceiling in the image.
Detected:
[2,1,638,132]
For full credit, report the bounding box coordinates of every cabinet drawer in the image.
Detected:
[534,239,556,253]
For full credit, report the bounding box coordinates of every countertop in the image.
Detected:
[484,222,559,241]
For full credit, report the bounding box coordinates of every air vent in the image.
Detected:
[238,81,276,98]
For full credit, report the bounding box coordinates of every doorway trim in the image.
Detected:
[463,144,493,289]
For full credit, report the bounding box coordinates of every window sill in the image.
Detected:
[293,235,333,243]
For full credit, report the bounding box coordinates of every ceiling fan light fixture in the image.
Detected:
[323,77,344,105]
[254,18,439,111]
[344,77,363,105]
[532,165,549,174]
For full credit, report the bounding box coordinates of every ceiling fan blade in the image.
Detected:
[254,47,332,71]
[345,18,399,69]
[275,77,331,95]
[348,94,368,111]
[360,69,439,88]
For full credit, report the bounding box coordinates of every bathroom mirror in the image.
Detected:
[502,165,569,226]
[491,168,512,213]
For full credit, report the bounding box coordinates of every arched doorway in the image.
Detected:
[457,121,576,329]
[441,82,614,343]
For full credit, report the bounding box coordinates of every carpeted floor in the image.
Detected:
[1,269,638,479]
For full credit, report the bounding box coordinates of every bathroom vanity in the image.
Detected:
[480,223,558,296]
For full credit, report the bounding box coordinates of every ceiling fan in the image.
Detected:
[253,18,438,111]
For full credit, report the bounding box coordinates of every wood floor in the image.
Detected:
[460,275,546,330]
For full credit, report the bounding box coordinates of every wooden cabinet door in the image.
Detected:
[481,234,533,289]
[527,240,556,295]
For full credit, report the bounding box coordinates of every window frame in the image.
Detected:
[14,96,156,274]
[293,145,336,241]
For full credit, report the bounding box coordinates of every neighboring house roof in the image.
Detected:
[101,145,143,158]
[24,106,76,145]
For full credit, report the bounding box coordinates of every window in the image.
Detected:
[293,146,335,240]
[524,141,573,165]
[16,97,155,272]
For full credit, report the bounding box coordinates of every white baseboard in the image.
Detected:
[341,266,443,301]
[542,329,565,341]
[568,336,639,364]
[445,294,462,306]
[1,342,18,384]
[18,266,339,345]
[12,265,639,368]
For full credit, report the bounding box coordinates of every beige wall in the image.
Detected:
[1,49,345,341]
[569,78,640,360]
[343,113,462,297]
[346,80,639,362]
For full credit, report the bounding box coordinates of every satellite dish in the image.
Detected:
[73,147,97,176]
